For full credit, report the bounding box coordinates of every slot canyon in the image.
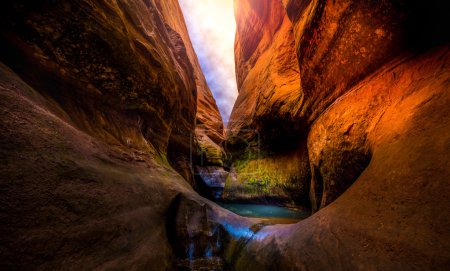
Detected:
[0,0,449,270]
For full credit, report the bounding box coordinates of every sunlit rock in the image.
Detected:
[0,0,449,270]
[229,0,450,270]
[226,0,310,207]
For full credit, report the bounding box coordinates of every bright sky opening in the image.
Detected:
[179,0,238,124]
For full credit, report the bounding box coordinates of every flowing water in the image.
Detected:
[177,203,309,270]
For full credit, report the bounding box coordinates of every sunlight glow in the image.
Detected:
[179,0,238,124]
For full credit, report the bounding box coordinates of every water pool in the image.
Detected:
[218,203,310,223]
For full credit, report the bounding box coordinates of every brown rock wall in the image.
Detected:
[233,46,450,271]
[0,0,227,268]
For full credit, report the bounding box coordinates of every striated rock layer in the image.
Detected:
[154,0,227,196]
[283,0,449,210]
[229,0,450,208]
[154,0,226,183]
[234,45,450,271]
[1,0,449,269]
[225,0,310,206]
[0,0,231,269]
[229,0,450,269]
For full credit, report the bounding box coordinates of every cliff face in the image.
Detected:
[154,0,226,171]
[225,0,310,206]
[285,0,448,123]
[234,46,450,271]
[0,0,228,269]
[0,0,225,185]
[1,0,449,269]
[283,0,449,210]
[0,0,197,179]
[229,0,450,209]
[229,0,450,269]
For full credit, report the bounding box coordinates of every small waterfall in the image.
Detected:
[168,194,228,270]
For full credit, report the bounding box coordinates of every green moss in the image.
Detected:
[223,152,310,205]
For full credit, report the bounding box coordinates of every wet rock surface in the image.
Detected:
[229,0,450,211]
[0,61,261,270]
[194,166,229,200]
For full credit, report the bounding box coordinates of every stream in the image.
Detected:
[176,202,310,270]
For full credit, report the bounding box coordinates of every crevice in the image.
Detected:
[310,164,324,212]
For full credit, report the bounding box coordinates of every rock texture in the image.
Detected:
[1,0,449,270]
[283,0,449,210]
[226,0,310,206]
[0,0,225,185]
[155,0,227,199]
[229,0,450,269]
[285,0,448,123]
[1,0,197,180]
[234,46,450,271]
[0,61,185,269]
[154,0,226,170]
[0,0,230,269]
[229,0,450,209]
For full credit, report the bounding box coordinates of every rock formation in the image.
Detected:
[228,0,450,210]
[0,0,229,269]
[154,0,226,186]
[226,0,310,207]
[228,0,450,270]
[154,0,227,198]
[1,0,449,270]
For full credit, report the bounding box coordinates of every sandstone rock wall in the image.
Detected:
[225,0,310,206]
[285,0,448,122]
[229,0,450,269]
[0,0,227,269]
[229,0,450,210]
[231,0,302,144]
[154,0,226,171]
[234,45,450,271]
[0,0,194,176]
[285,0,449,210]
[0,0,225,185]
[1,0,449,269]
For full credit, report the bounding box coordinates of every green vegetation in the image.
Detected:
[222,151,310,206]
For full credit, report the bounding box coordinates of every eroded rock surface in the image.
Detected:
[229,0,450,211]
[234,46,450,271]
[0,0,228,269]
[1,0,449,270]
[226,0,310,206]
[155,0,226,175]
[228,0,450,270]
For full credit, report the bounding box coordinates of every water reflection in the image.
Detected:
[218,203,309,221]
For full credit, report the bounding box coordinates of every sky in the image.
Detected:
[179,0,238,124]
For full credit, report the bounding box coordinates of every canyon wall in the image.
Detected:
[229,0,450,209]
[225,0,310,207]
[230,0,450,270]
[0,0,449,269]
[154,0,227,199]
[0,0,228,269]
[154,0,226,177]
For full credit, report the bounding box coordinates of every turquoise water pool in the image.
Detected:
[217,203,309,220]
